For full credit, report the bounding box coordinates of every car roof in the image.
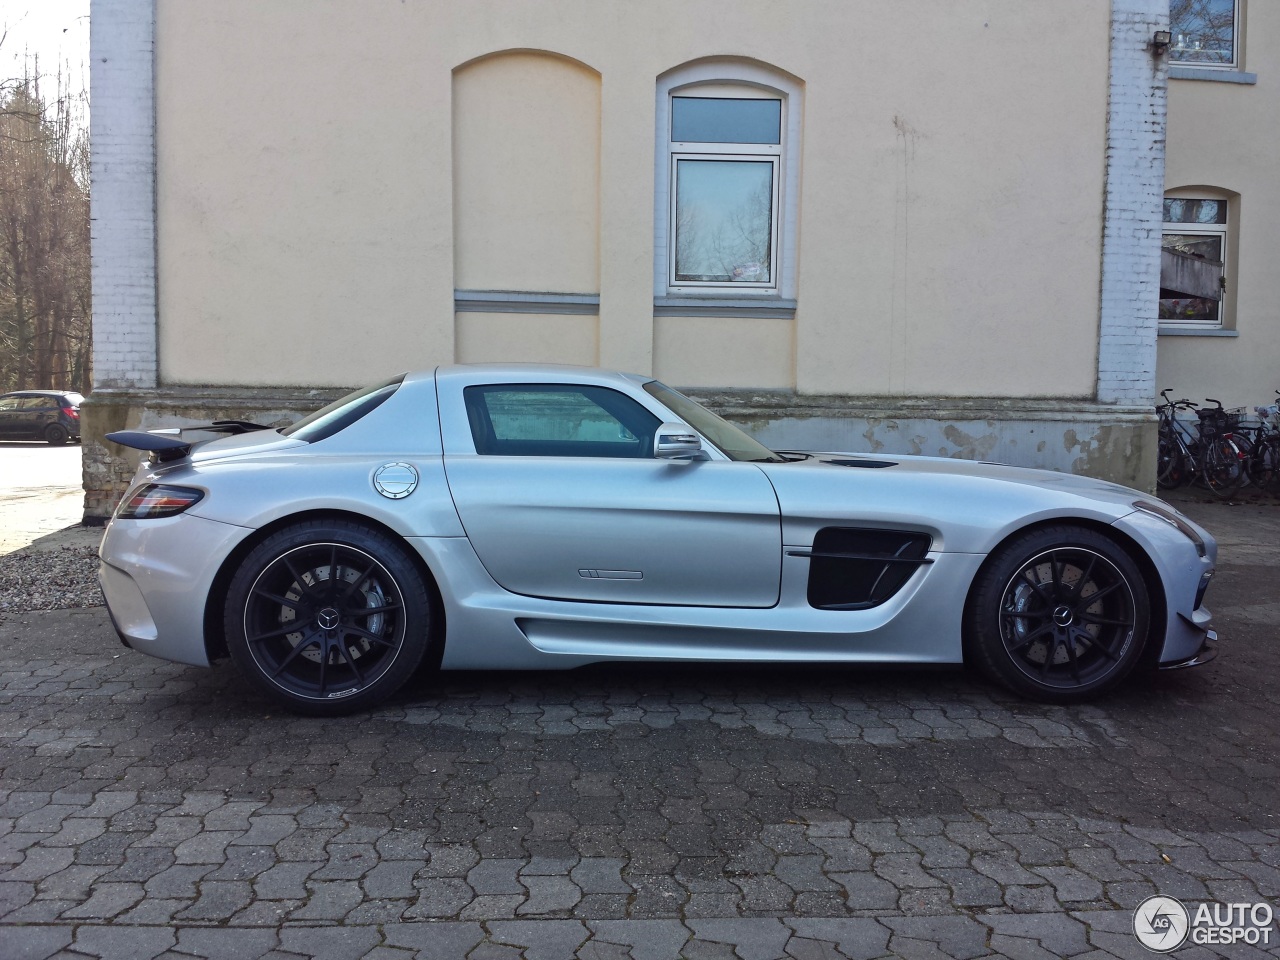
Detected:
[3,390,79,398]
[432,363,653,389]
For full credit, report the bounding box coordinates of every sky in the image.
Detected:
[1,0,90,126]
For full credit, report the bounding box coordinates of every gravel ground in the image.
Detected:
[0,544,103,613]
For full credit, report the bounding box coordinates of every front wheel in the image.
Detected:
[224,520,434,715]
[1201,437,1244,498]
[966,526,1151,702]
[1248,436,1280,492]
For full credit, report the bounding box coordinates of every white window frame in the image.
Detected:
[1170,0,1241,70]
[654,63,801,302]
[1160,195,1229,330]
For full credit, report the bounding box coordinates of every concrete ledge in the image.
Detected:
[688,391,1156,489]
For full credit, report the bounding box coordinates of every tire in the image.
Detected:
[44,423,69,445]
[223,520,434,715]
[1249,436,1280,493]
[1201,437,1244,498]
[1156,434,1185,489]
[966,525,1151,702]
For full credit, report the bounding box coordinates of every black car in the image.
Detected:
[0,390,84,444]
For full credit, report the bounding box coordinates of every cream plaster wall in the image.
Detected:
[453,53,600,294]
[156,0,1110,396]
[455,313,598,366]
[653,317,792,389]
[1159,2,1280,409]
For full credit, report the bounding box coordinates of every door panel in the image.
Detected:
[444,456,782,607]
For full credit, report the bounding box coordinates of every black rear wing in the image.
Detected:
[106,420,270,463]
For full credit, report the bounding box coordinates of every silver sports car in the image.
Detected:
[100,365,1218,715]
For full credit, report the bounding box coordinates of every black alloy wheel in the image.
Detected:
[44,423,69,445]
[967,526,1150,701]
[225,521,432,715]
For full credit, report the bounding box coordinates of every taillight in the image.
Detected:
[115,484,204,519]
[65,406,79,419]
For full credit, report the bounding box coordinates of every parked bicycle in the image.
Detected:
[1231,389,1280,494]
[1156,390,1246,498]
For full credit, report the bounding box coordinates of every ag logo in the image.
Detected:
[1134,895,1190,952]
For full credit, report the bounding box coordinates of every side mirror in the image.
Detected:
[654,422,704,460]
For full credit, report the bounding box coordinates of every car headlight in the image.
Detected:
[1131,499,1206,557]
[115,484,204,519]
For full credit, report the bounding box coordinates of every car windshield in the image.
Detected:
[281,375,404,442]
[643,380,782,462]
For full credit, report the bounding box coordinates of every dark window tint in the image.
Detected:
[672,97,781,144]
[282,375,404,443]
[464,384,661,458]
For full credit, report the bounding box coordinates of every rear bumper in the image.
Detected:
[98,512,250,666]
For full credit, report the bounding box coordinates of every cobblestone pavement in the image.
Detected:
[1,499,1278,958]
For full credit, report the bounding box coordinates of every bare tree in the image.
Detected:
[0,57,90,393]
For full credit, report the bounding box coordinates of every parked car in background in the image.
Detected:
[100,365,1218,715]
[0,390,83,444]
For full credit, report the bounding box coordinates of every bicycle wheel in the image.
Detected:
[1202,436,1244,498]
[1234,432,1257,489]
[1252,436,1280,493]
[1156,433,1186,489]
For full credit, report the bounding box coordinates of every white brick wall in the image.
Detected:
[90,0,157,390]
[1097,0,1169,405]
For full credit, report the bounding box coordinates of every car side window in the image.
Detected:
[464,384,662,458]
[0,397,19,411]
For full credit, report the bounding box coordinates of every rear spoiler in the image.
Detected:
[106,420,271,463]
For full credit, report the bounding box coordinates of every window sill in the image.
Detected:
[1158,326,1239,337]
[1169,66,1257,85]
[654,296,796,319]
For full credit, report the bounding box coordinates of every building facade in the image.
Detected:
[86,0,1173,518]
[1158,0,1279,411]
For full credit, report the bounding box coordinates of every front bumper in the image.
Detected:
[1159,611,1218,670]
[98,512,251,667]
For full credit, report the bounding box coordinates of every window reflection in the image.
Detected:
[674,160,774,283]
[1170,0,1237,65]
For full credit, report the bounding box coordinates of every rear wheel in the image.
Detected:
[224,520,433,715]
[1156,434,1185,489]
[967,526,1150,702]
[44,423,69,445]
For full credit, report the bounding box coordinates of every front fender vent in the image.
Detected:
[793,527,932,610]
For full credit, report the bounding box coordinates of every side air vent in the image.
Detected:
[795,527,932,610]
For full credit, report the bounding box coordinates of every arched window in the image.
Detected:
[1160,189,1237,330]
[655,61,801,306]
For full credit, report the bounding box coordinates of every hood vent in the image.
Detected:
[825,458,897,468]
